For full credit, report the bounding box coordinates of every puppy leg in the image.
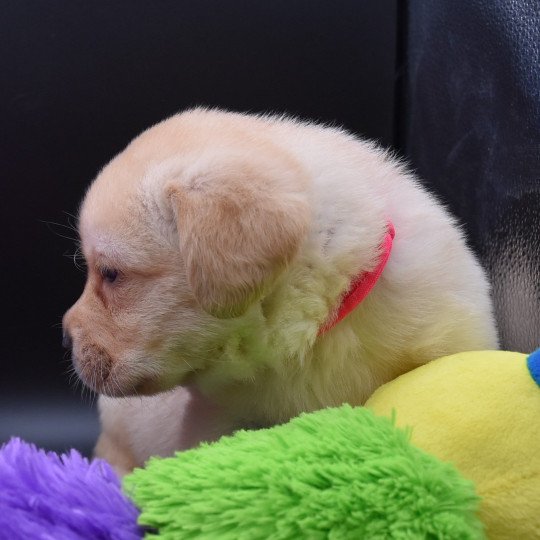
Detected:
[94,431,138,477]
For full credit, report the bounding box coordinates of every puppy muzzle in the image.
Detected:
[73,343,114,392]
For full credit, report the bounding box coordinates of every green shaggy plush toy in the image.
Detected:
[124,405,482,539]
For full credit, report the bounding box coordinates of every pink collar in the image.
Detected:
[318,222,395,335]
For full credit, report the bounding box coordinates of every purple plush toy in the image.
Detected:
[0,438,142,539]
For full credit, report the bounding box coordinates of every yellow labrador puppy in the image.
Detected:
[63,108,498,474]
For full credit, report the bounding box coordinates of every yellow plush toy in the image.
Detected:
[366,349,540,540]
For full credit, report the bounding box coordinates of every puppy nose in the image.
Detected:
[62,330,73,350]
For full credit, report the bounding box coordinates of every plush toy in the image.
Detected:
[0,438,142,539]
[366,349,540,540]
[125,350,540,538]
[125,405,482,539]
[2,350,538,539]
[1,412,481,539]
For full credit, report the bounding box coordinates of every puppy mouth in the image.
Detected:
[71,344,111,389]
[71,344,136,397]
[72,354,119,396]
[73,356,139,397]
[72,347,185,397]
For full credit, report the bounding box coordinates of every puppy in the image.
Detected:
[63,108,498,474]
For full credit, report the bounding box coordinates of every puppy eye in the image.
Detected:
[100,267,119,284]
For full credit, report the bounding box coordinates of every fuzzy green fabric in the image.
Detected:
[124,405,484,539]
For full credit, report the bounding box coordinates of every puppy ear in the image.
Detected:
[167,157,310,318]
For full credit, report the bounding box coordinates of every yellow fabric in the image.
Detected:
[366,351,540,540]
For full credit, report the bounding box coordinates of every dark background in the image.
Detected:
[0,1,398,454]
[1,1,538,455]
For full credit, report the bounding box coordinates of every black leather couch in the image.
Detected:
[1,1,538,456]
[400,0,540,352]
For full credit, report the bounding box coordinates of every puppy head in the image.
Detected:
[63,113,310,397]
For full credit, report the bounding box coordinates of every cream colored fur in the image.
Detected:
[63,108,499,473]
